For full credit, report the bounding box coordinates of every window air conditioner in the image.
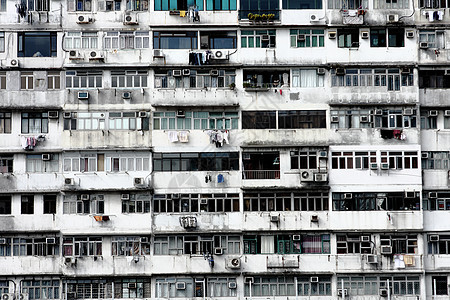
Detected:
[65,256,77,265]
[244,277,254,283]
[212,50,227,60]
[175,282,186,290]
[380,245,392,255]
[310,276,319,283]
[328,31,336,39]
[134,177,145,186]
[301,170,314,182]
[360,235,370,242]
[374,109,383,115]
[367,254,378,264]
[380,163,389,170]
[0,238,7,244]
[444,110,450,116]
[172,193,180,199]
[121,194,130,200]
[422,152,429,159]
[337,289,348,297]
[360,115,370,123]
[344,193,352,199]
[122,91,132,99]
[138,111,147,118]
[401,67,412,74]
[311,215,319,222]
[309,14,319,22]
[172,69,182,77]
[46,238,56,244]
[176,110,185,118]
[210,69,219,76]
[297,34,306,41]
[317,150,328,157]
[261,34,270,41]
[127,283,137,289]
[69,50,82,60]
[314,173,327,182]
[227,257,241,269]
[429,234,439,242]
[228,282,237,289]
[182,69,190,76]
[65,178,75,185]
[153,49,164,58]
[361,31,369,39]
[81,194,90,200]
[429,110,438,117]
[386,14,399,23]
[270,215,280,222]
[370,163,378,170]
[406,30,415,38]
[331,116,339,123]
[48,111,59,119]
[78,91,89,100]
[77,15,93,24]
[214,247,224,255]
[405,191,416,198]
[123,13,138,25]
[140,237,149,243]
[200,198,208,205]
[403,108,414,115]
[292,235,301,241]
[379,288,389,297]
[63,112,72,119]
[317,68,326,75]
[428,192,437,198]
[42,154,51,161]
[420,42,429,49]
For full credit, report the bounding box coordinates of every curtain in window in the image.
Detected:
[302,235,322,253]
[261,235,274,253]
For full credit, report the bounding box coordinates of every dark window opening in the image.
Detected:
[419,70,450,88]
[200,31,237,49]
[44,195,57,214]
[338,29,359,48]
[21,195,34,214]
[0,196,11,214]
[18,32,57,57]
[153,31,198,49]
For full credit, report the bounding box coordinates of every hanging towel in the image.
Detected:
[217,174,224,183]
[438,10,444,20]
[222,131,229,144]
[404,255,415,266]
[168,131,179,142]
[179,131,189,143]
[180,10,186,17]
[394,255,405,269]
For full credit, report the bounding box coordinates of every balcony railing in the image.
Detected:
[239,10,280,21]
[243,170,280,179]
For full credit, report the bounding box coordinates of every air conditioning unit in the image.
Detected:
[2,294,15,300]
[19,294,29,300]
[444,110,450,116]
[121,194,130,200]
[134,177,145,186]
[244,277,254,283]
[172,70,182,77]
[331,116,339,123]
[310,276,319,283]
[422,152,429,159]
[81,194,90,200]
[311,215,319,222]
[380,163,389,170]
[172,193,180,199]
[429,110,438,116]
[228,282,237,289]
[292,235,301,241]
[42,154,51,161]
[270,215,280,222]
[6,59,19,68]
[214,248,224,255]
[65,178,75,185]
[182,69,190,76]
[63,112,72,119]
[317,68,326,75]
[89,51,104,61]
[139,237,149,243]
[406,30,415,38]
[429,234,439,242]
[328,31,336,39]
[69,50,82,60]
[347,237,360,242]
[212,50,228,60]
[361,31,369,39]
[176,110,185,118]
[380,245,392,255]
[175,282,186,290]
[210,69,219,76]
[227,257,241,269]
[138,111,147,118]
[405,191,416,198]
[403,108,414,115]
[314,173,327,182]
[367,254,378,264]
[122,91,132,100]
[420,42,429,49]
[153,49,164,58]
[370,163,378,170]
[0,238,6,244]
[344,193,352,199]
[379,288,389,297]
[77,91,89,100]
[297,34,306,41]
[360,236,370,242]
[48,111,59,119]
[337,289,348,297]
[309,14,319,22]
[360,115,370,123]
[428,192,437,198]
[123,13,138,25]
[318,150,328,157]
[401,67,412,74]
[65,256,77,265]
[200,198,208,205]
[77,15,93,24]
[386,14,399,23]
[301,170,314,182]
[127,283,137,289]
[374,109,383,115]
[46,237,56,244]
[261,34,270,41]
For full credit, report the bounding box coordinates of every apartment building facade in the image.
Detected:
[0,0,449,299]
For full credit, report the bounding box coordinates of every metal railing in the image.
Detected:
[243,170,280,179]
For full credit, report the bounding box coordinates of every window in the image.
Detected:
[64,279,109,299]
[153,152,239,172]
[63,237,102,256]
[206,278,237,297]
[63,154,104,172]
[0,72,6,89]
[419,30,445,49]
[0,32,4,52]
[380,235,418,254]
[18,32,57,57]
[62,194,104,214]
[206,0,237,10]
[112,278,151,298]
[244,276,295,297]
[337,234,372,254]
[423,191,450,210]
[200,31,237,49]
[374,0,409,8]
[0,195,11,214]
[67,0,92,11]
[111,71,148,88]
[388,28,405,47]
[12,237,60,256]
[290,149,320,170]
[432,276,448,295]
[153,31,198,49]
[380,151,419,169]
[333,192,420,211]
[290,29,324,47]
[43,195,57,214]
[153,193,239,213]
[331,108,417,129]
[154,278,195,298]
[64,112,149,131]
[47,71,61,90]
[420,0,448,7]
[370,29,386,47]
[26,154,59,172]
[328,0,368,9]
[121,193,151,213]
[27,0,50,11]
[292,69,324,87]
[21,195,34,214]
[111,236,150,256]
[104,0,121,10]
[428,234,450,253]
[420,110,438,129]
[338,29,359,48]
[65,71,102,88]
[422,152,450,170]
[0,156,13,173]
[283,0,322,8]
[331,151,376,169]
[0,239,10,256]
[242,111,276,129]
[336,275,420,295]
[64,32,98,49]
[297,276,332,296]
[243,234,330,254]
[155,69,236,89]
[21,112,48,133]
[127,0,148,10]
[154,0,202,10]
[242,152,280,179]
[21,72,34,90]
[0,112,11,133]
[243,191,328,212]
[154,235,240,255]
[105,153,150,172]
[278,110,326,129]
[0,0,5,11]
[104,32,150,49]
[241,30,275,48]
[419,70,450,88]
[153,111,238,130]
[239,0,279,19]
[22,280,60,299]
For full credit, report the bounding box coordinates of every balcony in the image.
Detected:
[239,10,280,22]
[341,9,365,25]
[242,170,280,180]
